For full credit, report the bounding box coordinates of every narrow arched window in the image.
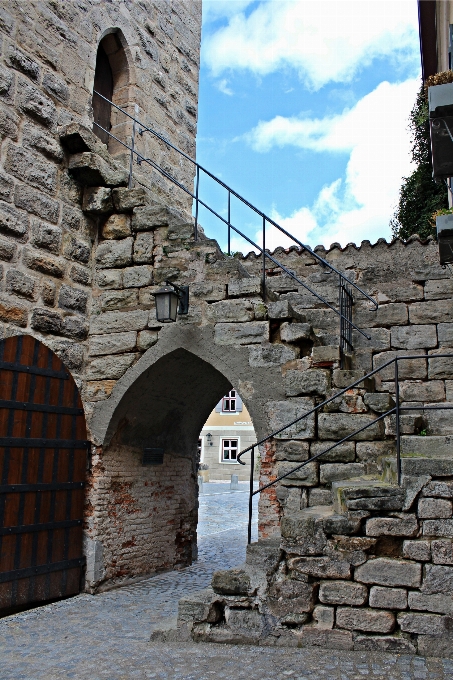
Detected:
[93,41,113,145]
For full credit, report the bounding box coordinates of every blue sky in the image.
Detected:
[195,0,421,252]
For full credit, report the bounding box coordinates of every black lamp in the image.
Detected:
[206,432,213,446]
[152,280,189,323]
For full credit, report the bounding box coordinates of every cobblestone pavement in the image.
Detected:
[1,483,452,680]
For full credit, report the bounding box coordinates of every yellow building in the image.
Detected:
[198,390,257,482]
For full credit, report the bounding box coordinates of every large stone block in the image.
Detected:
[267,398,315,439]
[310,441,355,463]
[102,214,131,239]
[89,332,137,357]
[87,353,136,380]
[288,556,351,579]
[281,510,326,554]
[137,330,158,351]
[354,635,416,654]
[428,350,453,379]
[423,519,453,538]
[0,237,16,261]
[68,152,128,187]
[6,270,35,299]
[365,515,418,538]
[0,295,28,327]
[318,413,384,441]
[373,350,427,380]
[408,591,453,615]
[224,608,263,636]
[18,79,56,127]
[5,144,57,195]
[82,187,113,214]
[369,586,407,610]
[274,440,310,462]
[363,392,395,413]
[58,285,87,313]
[90,309,149,335]
[133,232,153,264]
[31,307,61,334]
[390,324,437,350]
[403,540,431,562]
[399,380,445,402]
[284,369,330,397]
[277,461,318,488]
[267,299,304,321]
[418,497,452,519]
[438,323,453,348]
[311,345,340,364]
[418,633,453,658]
[0,202,28,238]
[132,204,181,231]
[206,300,254,323]
[421,564,453,594]
[354,558,421,588]
[422,481,453,499]
[354,302,407,328]
[211,569,251,595]
[336,607,395,633]
[191,282,226,302]
[248,342,297,367]
[280,322,311,342]
[123,266,153,289]
[267,579,317,617]
[409,300,453,324]
[112,187,148,212]
[319,580,367,606]
[320,463,365,485]
[214,321,269,345]
[398,612,451,636]
[425,278,453,300]
[23,247,65,278]
[31,221,62,254]
[312,605,334,629]
[63,235,91,265]
[95,238,133,269]
[96,269,123,290]
[432,539,453,565]
[227,278,262,298]
[297,628,353,650]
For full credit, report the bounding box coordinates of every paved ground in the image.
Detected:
[1,482,452,680]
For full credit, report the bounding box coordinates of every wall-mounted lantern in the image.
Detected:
[206,432,213,446]
[429,82,453,179]
[152,280,189,323]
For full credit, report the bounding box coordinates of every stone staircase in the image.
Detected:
[151,437,453,657]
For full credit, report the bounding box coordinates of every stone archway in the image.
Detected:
[84,325,286,591]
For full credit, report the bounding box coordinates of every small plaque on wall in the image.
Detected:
[142,448,164,466]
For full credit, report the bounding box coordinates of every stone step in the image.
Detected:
[401,435,453,457]
[332,478,404,514]
[382,452,453,481]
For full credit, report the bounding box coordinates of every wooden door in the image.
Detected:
[0,335,88,615]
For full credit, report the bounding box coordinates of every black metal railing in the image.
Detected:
[91,91,378,348]
[237,354,453,543]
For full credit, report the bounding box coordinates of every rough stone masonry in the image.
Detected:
[1,3,453,657]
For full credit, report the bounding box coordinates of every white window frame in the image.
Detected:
[197,437,204,463]
[222,390,237,413]
[220,437,240,464]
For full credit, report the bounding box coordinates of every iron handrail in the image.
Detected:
[237,353,453,543]
[92,90,378,344]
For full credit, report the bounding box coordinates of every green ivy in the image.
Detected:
[390,84,448,240]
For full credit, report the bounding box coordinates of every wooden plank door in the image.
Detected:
[0,335,88,615]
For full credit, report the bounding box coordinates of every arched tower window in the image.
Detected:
[92,31,130,152]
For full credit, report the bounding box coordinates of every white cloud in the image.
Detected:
[203,0,419,90]
[202,0,254,24]
[216,78,234,95]
[240,78,420,249]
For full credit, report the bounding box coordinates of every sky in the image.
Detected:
[195,0,422,253]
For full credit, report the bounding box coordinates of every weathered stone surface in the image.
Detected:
[132,204,178,231]
[98,289,138,312]
[438,323,453,348]
[354,302,407,328]
[190,282,226,302]
[211,569,251,595]
[422,480,453,499]
[58,285,87,313]
[87,353,136,380]
[206,300,254,323]
[431,539,453,565]
[31,307,61,334]
[112,188,148,212]
[82,187,113,214]
[336,607,395,633]
[310,441,355,463]
[398,612,451,636]
[15,185,59,223]
[311,345,340,364]
[355,558,421,588]
[63,234,91,265]
[369,586,407,610]
[312,605,334,629]
[0,237,15,261]
[285,369,330,397]
[423,519,453,538]
[408,591,453,615]
[96,269,123,290]
[366,515,418,538]
[267,299,304,321]
[331,370,370,389]
[137,330,158,351]
[133,232,153,264]
[41,280,56,306]
[31,221,62,254]
[319,463,365,486]
[90,310,149,335]
[85,381,116,402]
[322,514,362,536]
[69,152,128,187]
[246,539,281,576]
[95,238,133,269]
[6,144,57,194]
[409,300,453,324]
[417,633,453,658]
[248,342,297,367]
[280,510,326,553]
[356,441,396,471]
[403,540,431,562]
[373,350,427,380]
[268,398,315,440]
[6,270,35,299]
[267,579,316,616]
[122,266,152,289]
[177,588,222,625]
[418,497,452,519]
[288,556,351,579]
[23,247,65,278]
[308,488,332,506]
[354,635,416,654]
[18,79,56,127]
[214,321,269,345]
[89,332,137,357]
[274,440,310,462]
[402,435,453,457]
[318,413,383,441]
[102,214,131,239]
[62,316,88,340]
[333,481,405,513]
[400,380,445,402]
[280,322,311,342]
[391,324,437,350]
[319,580,367,606]
[428,350,453,379]
[224,608,263,636]
[227,278,262,298]
[363,392,394,413]
[297,628,353,650]
[422,564,453,594]
[0,202,28,238]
